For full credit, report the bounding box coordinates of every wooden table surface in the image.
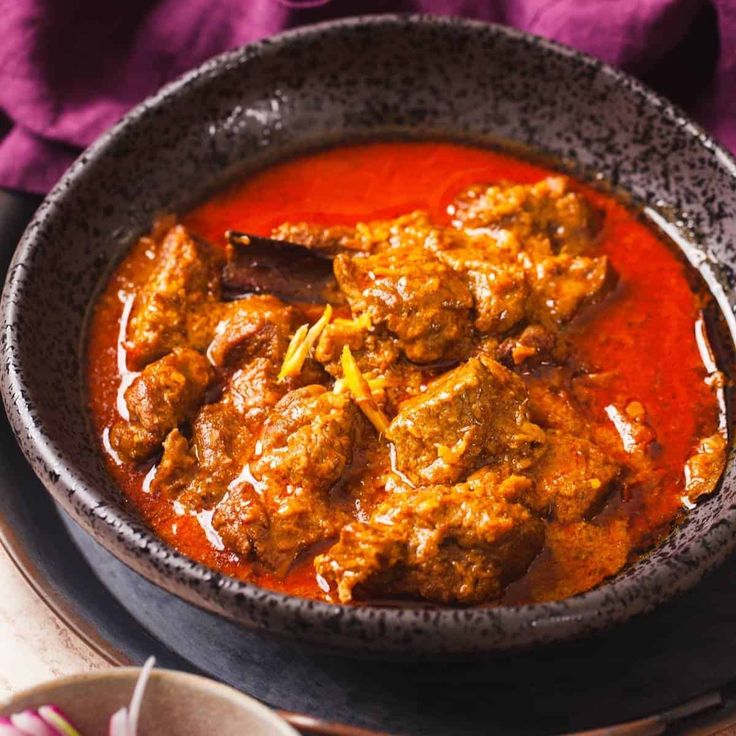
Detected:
[0,545,106,699]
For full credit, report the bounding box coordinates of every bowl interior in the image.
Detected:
[3,16,736,652]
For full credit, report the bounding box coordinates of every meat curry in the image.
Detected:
[87,142,729,605]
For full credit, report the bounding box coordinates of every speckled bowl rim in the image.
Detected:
[3,14,736,653]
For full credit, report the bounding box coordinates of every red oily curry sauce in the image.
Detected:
[87,141,728,604]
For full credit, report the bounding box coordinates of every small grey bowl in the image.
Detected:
[2,15,736,656]
[0,668,298,735]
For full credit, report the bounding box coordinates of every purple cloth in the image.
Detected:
[0,0,732,194]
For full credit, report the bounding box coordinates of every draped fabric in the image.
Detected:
[0,0,731,193]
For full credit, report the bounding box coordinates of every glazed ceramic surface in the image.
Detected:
[0,669,298,736]
[2,16,736,655]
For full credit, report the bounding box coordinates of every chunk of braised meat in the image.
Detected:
[213,385,362,570]
[230,355,324,427]
[386,357,545,485]
[152,356,322,510]
[226,357,289,428]
[213,496,273,565]
[126,225,222,368]
[223,486,347,575]
[210,294,325,392]
[187,400,255,506]
[152,294,331,512]
[254,385,360,485]
[222,234,339,303]
[466,261,529,334]
[529,430,619,522]
[449,182,612,327]
[110,348,213,463]
[450,176,602,255]
[369,361,433,416]
[538,519,630,601]
[527,374,590,433]
[314,318,400,376]
[312,316,432,412]
[349,210,439,253]
[497,324,563,368]
[151,400,249,509]
[271,221,362,256]
[207,295,303,369]
[315,318,366,364]
[149,429,197,499]
[359,211,531,336]
[315,475,544,604]
[438,251,528,335]
[425,227,530,335]
[334,247,473,363]
[270,213,440,259]
[529,254,615,325]
[684,432,727,504]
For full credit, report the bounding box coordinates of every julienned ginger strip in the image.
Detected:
[340,345,390,434]
[278,304,333,381]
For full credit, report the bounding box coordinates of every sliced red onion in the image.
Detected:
[37,707,81,736]
[108,709,128,736]
[125,657,155,736]
[10,711,57,736]
[0,716,25,736]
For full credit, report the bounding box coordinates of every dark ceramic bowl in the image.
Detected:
[3,15,736,656]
